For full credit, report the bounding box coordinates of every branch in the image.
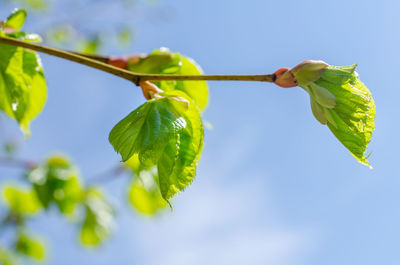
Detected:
[0,156,36,169]
[0,36,275,85]
[86,164,126,185]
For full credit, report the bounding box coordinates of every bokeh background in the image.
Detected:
[1,0,399,264]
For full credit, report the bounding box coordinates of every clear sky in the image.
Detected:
[1,0,400,265]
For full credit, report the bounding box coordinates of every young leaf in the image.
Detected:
[0,42,47,136]
[314,65,375,166]
[15,231,46,261]
[128,48,209,111]
[80,188,114,246]
[2,185,42,216]
[26,155,84,217]
[109,92,204,200]
[1,9,27,31]
[109,96,188,163]
[296,63,375,166]
[157,92,204,200]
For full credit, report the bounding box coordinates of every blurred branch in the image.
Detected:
[0,156,36,169]
[86,164,126,185]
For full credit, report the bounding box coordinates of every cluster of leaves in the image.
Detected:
[0,155,115,265]
[295,64,375,166]
[0,6,378,265]
[110,48,208,202]
[1,9,209,205]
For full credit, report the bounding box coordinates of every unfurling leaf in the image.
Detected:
[313,65,375,167]
[80,188,114,246]
[0,10,47,136]
[15,231,46,261]
[26,155,84,217]
[110,91,204,200]
[128,48,209,111]
[281,60,375,167]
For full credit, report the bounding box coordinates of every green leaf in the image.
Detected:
[109,95,188,163]
[80,188,114,246]
[27,155,84,217]
[128,48,209,111]
[2,185,42,216]
[157,92,204,200]
[1,9,27,31]
[15,231,46,261]
[302,64,375,167]
[109,91,204,200]
[0,42,47,136]
[128,167,167,215]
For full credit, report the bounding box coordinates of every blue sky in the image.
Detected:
[1,0,400,264]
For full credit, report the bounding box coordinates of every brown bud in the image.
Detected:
[274,68,297,88]
[108,57,129,69]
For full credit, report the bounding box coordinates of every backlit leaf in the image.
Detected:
[302,64,375,166]
[1,9,27,31]
[110,91,203,200]
[0,41,47,136]
[128,48,208,111]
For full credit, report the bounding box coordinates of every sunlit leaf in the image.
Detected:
[128,48,209,111]
[0,41,47,136]
[109,91,204,200]
[109,94,188,163]
[300,64,375,166]
[1,9,27,31]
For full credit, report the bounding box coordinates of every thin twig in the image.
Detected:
[86,164,126,185]
[0,36,275,85]
[0,156,36,169]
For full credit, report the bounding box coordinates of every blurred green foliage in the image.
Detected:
[15,231,46,261]
[80,188,114,246]
[26,156,84,217]
[2,185,42,217]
